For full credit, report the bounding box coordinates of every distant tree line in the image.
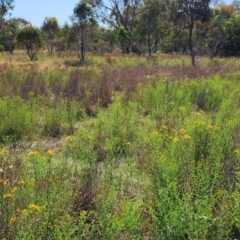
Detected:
[1,0,240,64]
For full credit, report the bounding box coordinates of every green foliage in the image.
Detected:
[72,1,94,62]
[1,56,240,239]
[0,0,14,28]
[221,14,240,56]
[17,25,42,60]
[41,17,60,55]
[0,97,32,142]
[117,26,131,54]
[0,19,18,53]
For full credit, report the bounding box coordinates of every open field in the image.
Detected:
[1,52,240,239]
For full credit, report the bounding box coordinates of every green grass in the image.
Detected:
[0,52,240,239]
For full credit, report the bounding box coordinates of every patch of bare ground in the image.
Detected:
[28,138,64,152]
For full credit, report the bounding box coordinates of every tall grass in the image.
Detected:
[1,55,240,239]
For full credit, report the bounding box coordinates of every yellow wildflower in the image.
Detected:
[233,149,240,155]
[0,179,7,186]
[18,179,25,185]
[180,128,186,134]
[0,150,5,156]
[29,204,41,212]
[9,216,17,224]
[47,150,54,155]
[194,121,205,126]
[125,142,131,145]
[151,131,158,136]
[3,193,13,198]
[88,135,94,139]
[161,125,168,130]
[172,137,179,143]
[21,209,29,216]
[11,187,17,194]
[27,181,35,187]
[183,134,191,140]
[28,151,38,157]
[65,136,73,142]
[194,121,200,126]
[195,112,202,116]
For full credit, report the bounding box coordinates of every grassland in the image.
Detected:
[1,51,240,239]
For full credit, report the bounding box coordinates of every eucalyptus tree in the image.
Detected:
[0,18,18,53]
[17,25,42,60]
[41,17,60,55]
[92,0,142,53]
[0,0,14,29]
[116,25,131,53]
[134,0,166,57]
[177,0,212,65]
[72,1,94,62]
[221,12,240,56]
[0,0,14,50]
[55,23,70,55]
[206,4,236,59]
[1,18,29,54]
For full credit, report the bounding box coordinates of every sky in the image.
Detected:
[9,0,79,27]
[9,0,233,28]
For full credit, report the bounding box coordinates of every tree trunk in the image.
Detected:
[147,22,151,58]
[189,14,195,66]
[81,24,85,62]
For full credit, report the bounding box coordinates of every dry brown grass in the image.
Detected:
[0,51,238,115]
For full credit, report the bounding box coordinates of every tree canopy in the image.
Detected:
[72,1,95,62]
[0,0,240,63]
[0,0,14,28]
[41,17,60,55]
[17,25,42,60]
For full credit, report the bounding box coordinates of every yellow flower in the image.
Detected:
[125,142,131,145]
[151,131,158,136]
[18,179,25,185]
[180,128,186,134]
[21,209,29,216]
[27,181,35,187]
[0,150,5,156]
[0,180,7,186]
[195,112,202,116]
[183,134,191,140]
[88,135,94,139]
[29,204,41,212]
[9,216,17,224]
[172,137,179,143]
[65,136,73,142]
[194,121,205,126]
[194,121,200,126]
[3,193,13,198]
[233,149,240,155]
[28,151,38,157]
[47,150,54,155]
[11,187,18,194]
[161,125,168,130]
